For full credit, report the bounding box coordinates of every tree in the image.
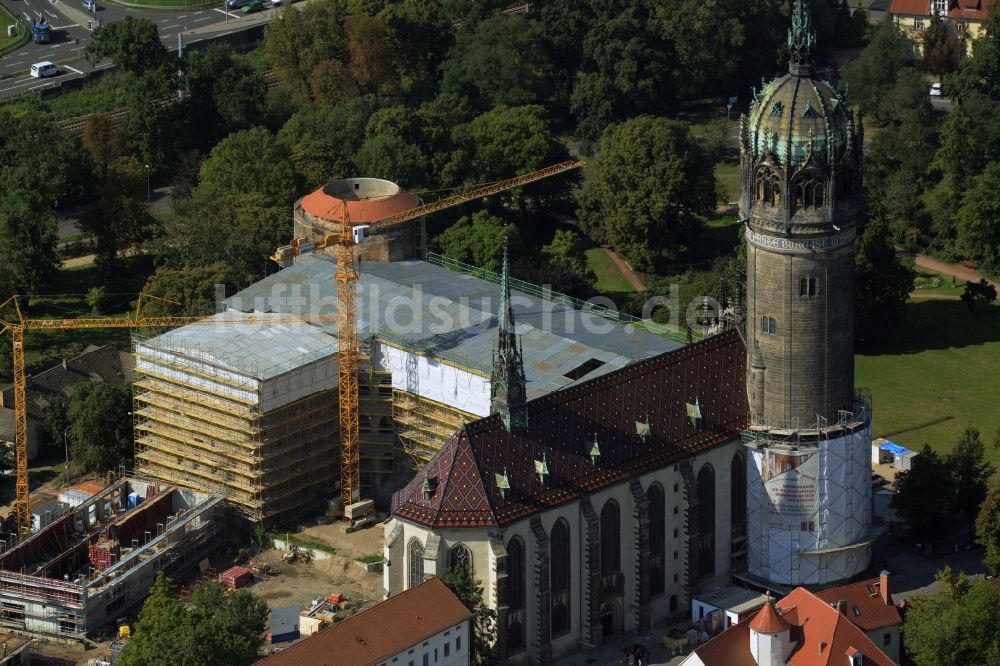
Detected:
[577,116,715,272]
[841,20,917,125]
[140,263,230,317]
[86,17,169,74]
[354,134,427,187]
[125,66,185,170]
[343,14,398,96]
[121,576,267,666]
[184,46,268,150]
[977,486,1000,575]
[891,444,956,543]
[433,211,521,272]
[938,92,1000,184]
[0,334,10,384]
[0,443,13,477]
[0,185,60,294]
[42,395,69,457]
[920,14,964,77]
[957,163,1000,275]
[67,382,133,474]
[945,0,1000,102]
[441,15,555,109]
[441,565,496,666]
[854,219,914,347]
[961,279,998,313]
[198,127,297,206]
[156,192,290,286]
[86,287,109,314]
[947,428,996,522]
[288,140,352,192]
[82,115,127,182]
[541,229,596,284]
[79,156,158,279]
[276,95,379,158]
[903,575,1000,666]
[446,105,574,217]
[571,3,679,141]
[380,0,455,100]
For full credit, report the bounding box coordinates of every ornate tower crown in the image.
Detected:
[788,0,816,76]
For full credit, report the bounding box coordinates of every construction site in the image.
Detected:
[0,478,223,638]
[127,170,683,525]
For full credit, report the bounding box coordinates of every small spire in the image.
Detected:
[495,467,510,499]
[491,235,528,431]
[588,433,601,465]
[535,454,549,484]
[788,0,815,77]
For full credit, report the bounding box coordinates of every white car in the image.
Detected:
[30,62,58,78]
[929,82,942,96]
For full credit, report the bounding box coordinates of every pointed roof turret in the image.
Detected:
[491,237,528,431]
[750,599,790,634]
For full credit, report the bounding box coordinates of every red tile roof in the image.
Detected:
[392,331,748,528]
[749,600,790,633]
[256,578,471,666]
[813,576,902,632]
[889,0,993,20]
[299,185,421,223]
[689,586,897,666]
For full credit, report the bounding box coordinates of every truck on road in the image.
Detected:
[33,21,51,44]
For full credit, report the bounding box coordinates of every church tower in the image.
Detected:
[741,0,873,586]
[491,239,528,431]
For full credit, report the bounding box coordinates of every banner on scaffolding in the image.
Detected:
[753,448,819,532]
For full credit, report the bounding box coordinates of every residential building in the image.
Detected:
[813,572,903,663]
[257,577,472,666]
[889,0,995,54]
[681,588,897,665]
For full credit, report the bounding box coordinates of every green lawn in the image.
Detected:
[909,264,967,297]
[856,300,1000,467]
[585,247,636,295]
[714,162,741,204]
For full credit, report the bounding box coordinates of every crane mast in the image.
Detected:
[2,160,585,536]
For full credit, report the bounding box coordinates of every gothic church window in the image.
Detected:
[794,175,824,209]
[506,536,526,652]
[696,464,716,579]
[731,452,746,526]
[756,170,781,206]
[448,543,473,572]
[600,500,621,576]
[551,519,571,636]
[408,538,424,589]
[647,484,666,597]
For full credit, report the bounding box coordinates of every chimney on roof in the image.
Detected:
[880,569,891,605]
[62,358,68,371]
[837,599,848,615]
[818,640,827,655]
[846,646,863,666]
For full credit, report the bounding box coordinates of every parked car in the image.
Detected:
[225,0,251,9]
[242,0,263,12]
[271,0,283,5]
[82,0,96,10]
[930,82,942,96]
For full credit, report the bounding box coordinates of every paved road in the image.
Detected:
[0,0,283,96]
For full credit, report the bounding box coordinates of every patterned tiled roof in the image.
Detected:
[392,330,748,528]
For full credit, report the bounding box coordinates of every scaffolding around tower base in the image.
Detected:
[744,390,875,586]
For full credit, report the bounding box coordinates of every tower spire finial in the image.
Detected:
[788,0,815,76]
[491,234,528,431]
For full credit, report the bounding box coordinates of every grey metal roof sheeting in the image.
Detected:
[216,255,679,395]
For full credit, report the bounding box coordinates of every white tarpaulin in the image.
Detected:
[758,449,819,532]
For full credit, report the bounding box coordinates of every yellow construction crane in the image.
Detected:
[0,296,336,537]
[271,160,586,509]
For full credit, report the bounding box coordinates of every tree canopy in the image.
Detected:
[67,382,133,474]
[442,564,497,666]
[577,116,715,272]
[976,485,1000,575]
[198,127,297,206]
[902,569,1000,666]
[433,211,521,272]
[120,573,268,666]
[86,17,169,75]
[854,219,914,347]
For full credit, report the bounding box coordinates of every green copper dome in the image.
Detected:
[745,0,852,168]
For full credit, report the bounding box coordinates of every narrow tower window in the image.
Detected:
[761,316,777,335]
[800,277,817,297]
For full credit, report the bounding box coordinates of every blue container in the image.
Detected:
[127,492,140,509]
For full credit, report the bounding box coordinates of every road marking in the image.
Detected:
[193,15,212,21]
[212,7,239,17]
[163,23,180,29]
[22,12,31,21]
[63,65,83,75]
[159,17,171,22]
[45,9,57,16]
[52,24,77,29]
[4,61,25,69]
[177,14,187,18]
